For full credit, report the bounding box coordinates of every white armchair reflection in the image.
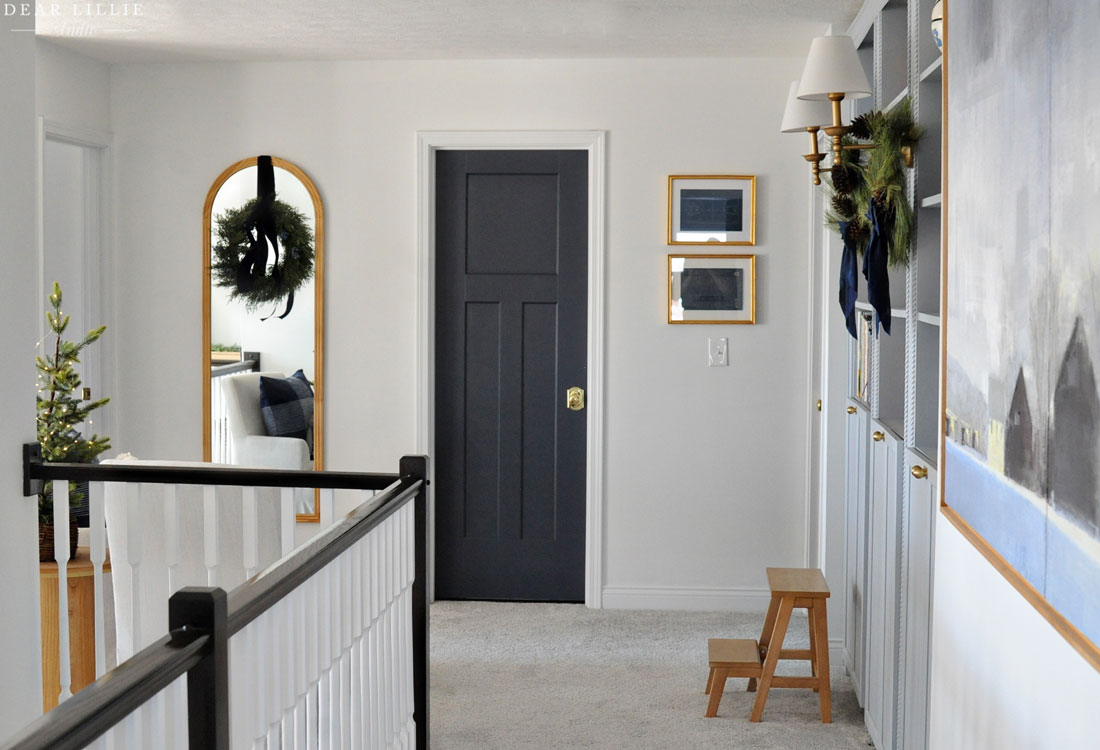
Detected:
[220,371,314,514]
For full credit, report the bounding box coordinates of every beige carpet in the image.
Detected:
[430,601,873,749]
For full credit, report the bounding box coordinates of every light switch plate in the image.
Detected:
[708,337,728,367]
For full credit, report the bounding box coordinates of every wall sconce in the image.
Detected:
[786,34,913,186]
[780,80,834,185]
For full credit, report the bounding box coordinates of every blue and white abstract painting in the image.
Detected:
[946,0,1100,650]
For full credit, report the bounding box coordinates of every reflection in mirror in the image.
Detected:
[202,156,324,521]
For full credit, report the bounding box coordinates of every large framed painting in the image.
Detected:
[944,0,1100,669]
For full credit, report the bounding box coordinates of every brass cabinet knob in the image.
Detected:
[847,406,857,414]
[566,387,585,411]
[816,399,822,412]
[911,465,929,479]
[872,431,885,442]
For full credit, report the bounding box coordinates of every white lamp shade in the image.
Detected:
[780,80,834,132]
[796,35,872,101]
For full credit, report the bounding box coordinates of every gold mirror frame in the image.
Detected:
[201,156,325,522]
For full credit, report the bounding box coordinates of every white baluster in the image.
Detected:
[341,553,353,750]
[149,683,166,748]
[306,567,320,750]
[166,675,187,750]
[203,484,218,587]
[275,593,292,743]
[124,700,141,749]
[243,486,258,579]
[371,604,382,750]
[89,480,107,677]
[321,487,334,528]
[270,607,284,744]
[282,596,297,748]
[350,543,364,750]
[307,682,319,750]
[319,566,333,750]
[295,583,309,749]
[52,480,72,702]
[125,483,144,659]
[257,611,271,746]
[229,624,249,750]
[281,487,294,557]
[328,563,341,747]
[350,638,363,750]
[164,484,180,598]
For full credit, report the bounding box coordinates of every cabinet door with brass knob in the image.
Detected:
[865,420,903,743]
[902,448,937,748]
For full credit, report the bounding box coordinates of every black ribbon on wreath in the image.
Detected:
[235,155,295,320]
[837,217,860,340]
[863,201,891,336]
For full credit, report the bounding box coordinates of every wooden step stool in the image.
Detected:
[751,567,832,723]
[704,638,762,717]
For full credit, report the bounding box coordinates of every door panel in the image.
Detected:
[865,422,902,750]
[845,401,870,703]
[435,149,588,601]
[903,451,936,750]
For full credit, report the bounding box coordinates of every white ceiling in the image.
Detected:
[36,0,861,64]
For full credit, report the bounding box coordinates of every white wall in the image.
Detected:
[36,39,111,131]
[0,18,46,736]
[109,57,811,606]
[929,514,1100,748]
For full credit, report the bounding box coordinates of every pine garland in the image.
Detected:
[36,282,111,522]
[825,98,924,267]
[211,198,315,311]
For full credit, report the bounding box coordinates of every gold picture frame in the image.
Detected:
[667,175,757,245]
[668,254,756,324]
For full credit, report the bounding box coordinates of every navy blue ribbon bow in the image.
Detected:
[838,218,860,339]
[863,202,891,336]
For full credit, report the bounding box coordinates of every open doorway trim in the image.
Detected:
[416,130,607,607]
[37,117,114,443]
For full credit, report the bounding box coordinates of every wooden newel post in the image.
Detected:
[400,455,430,750]
[169,587,229,750]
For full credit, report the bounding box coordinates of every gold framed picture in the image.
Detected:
[668,254,756,324]
[667,175,756,245]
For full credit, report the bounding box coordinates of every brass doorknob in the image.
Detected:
[872,431,885,442]
[911,465,928,479]
[847,406,857,414]
[566,387,585,411]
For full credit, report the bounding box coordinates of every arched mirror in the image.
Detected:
[202,156,324,521]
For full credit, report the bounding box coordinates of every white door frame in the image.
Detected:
[416,130,607,607]
[37,118,114,442]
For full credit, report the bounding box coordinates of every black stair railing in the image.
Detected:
[5,449,430,750]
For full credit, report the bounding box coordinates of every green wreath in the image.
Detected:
[211,198,315,311]
[825,98,923,267]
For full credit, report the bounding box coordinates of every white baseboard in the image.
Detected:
[600,585,772,612]
[830,638,846,668]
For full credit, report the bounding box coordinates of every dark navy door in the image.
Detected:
[435,149,588,601]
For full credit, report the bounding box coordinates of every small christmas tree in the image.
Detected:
[36,282,111,522]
